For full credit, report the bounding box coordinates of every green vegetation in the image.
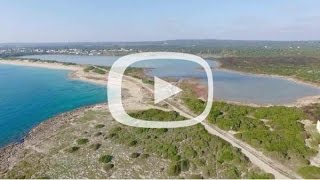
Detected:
[142,78,154,85]
[84,66,95,72]
[83,65,107,74]
[247,172,274,179]
[62,62,77,65]
[124,67,144,76]
[130,152,141,158]
[167,161,181,176]
[66,146,80,153]
[129,109,186,121]
[183,93,317,171]
[95,124,105,128]
[90,143,101,150]
[76,138,89,145]
[99,155,113,163]
[218,56,320,84]
[219,48,320,58]
[298,166,320,179]
[107,109,272,178]
[92,68,106,74]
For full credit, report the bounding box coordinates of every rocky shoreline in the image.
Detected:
[0,103,106,175]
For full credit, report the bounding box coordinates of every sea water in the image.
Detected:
[0,64,107,147]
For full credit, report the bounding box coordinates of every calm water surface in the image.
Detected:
[21,54,320,105]
[0,64,107,146]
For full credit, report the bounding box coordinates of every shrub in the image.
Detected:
[66,146,80,153]
[183,147,197,158]
[167,161,181,176]
[76,138,89,145]
[180,159,190,171]
[94,132,103,137]
[99,155,113,163]
[128,140,138,146]
[90,143,101,150]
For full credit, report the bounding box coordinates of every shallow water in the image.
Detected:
[0,64,107,146]
[21,54,320,105]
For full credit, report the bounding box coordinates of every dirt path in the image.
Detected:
[126,75,301,179]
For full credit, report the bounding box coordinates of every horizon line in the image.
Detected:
[1,38,320,44]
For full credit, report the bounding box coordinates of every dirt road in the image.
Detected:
[126,75,301,179]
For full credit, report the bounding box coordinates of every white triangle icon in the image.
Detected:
[154,76,182,104]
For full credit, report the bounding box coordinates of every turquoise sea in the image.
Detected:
[2,54,320,147]
[0,64,107,147]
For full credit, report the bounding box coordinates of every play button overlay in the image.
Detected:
[107,52,214,128]
[154,77,182,104]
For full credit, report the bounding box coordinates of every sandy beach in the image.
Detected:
[2,58,320,107]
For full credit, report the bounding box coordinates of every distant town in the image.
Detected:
[1,39,320,58]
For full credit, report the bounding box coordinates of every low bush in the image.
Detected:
[99,155,113,163]
[94,132,103,137]
[76,138,89,145]
[66,146,80,153]
[167,161,181,176]
[90,143,101,150]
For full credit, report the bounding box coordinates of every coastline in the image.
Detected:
[0,59,107,86]
[0,103,106,174]
[0,58,158,155]
[1,58,320,107]
[0,58,318,178]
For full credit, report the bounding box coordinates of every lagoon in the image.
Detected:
[21,54,320,105]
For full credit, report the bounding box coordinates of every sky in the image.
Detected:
[1,0,320,42]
